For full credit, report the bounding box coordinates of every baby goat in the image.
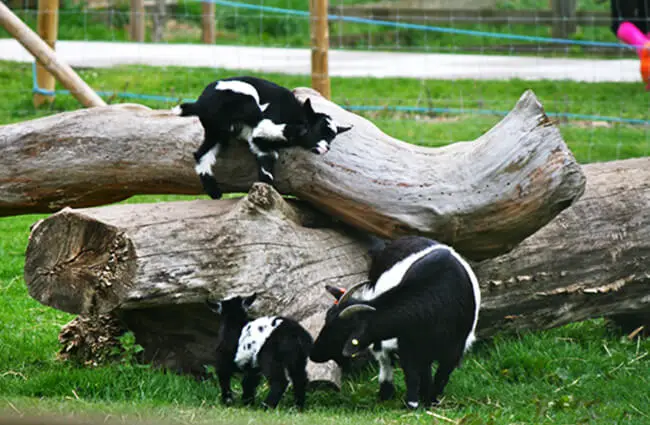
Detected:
[310,236,481,409]
[206,293,313,410]
[174,76,352,199]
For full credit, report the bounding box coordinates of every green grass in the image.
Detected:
[1,61,650,424]
[0,0,631,58]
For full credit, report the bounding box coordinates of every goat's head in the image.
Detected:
[310,282,377,363]
[301,99,352,155]
[206,293,257,322]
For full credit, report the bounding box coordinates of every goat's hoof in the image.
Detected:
[378,382,395,401]
[404,400,420,410]
[221,396,234,406]
[429,398,441,407]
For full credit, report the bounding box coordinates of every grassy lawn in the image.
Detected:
[1,0,630,58]
[1,61,649,424]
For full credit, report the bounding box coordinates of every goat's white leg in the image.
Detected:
[372,344,396,401]
[194,144,223,199]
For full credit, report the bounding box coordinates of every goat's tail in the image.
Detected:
[172,102,200,117]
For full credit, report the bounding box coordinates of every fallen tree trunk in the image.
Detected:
[474,157,650,337]
[24,158,649,389]
[3,89,585,260]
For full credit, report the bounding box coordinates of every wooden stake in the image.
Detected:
[33,0,59,107]
[0,1,106,108]
[130,0,145,42]
[201,1,216,44]
[309,0,330,99]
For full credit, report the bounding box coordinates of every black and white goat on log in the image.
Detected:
[309,236,481,409]
[173,76,352,199]
[206,293,313,410]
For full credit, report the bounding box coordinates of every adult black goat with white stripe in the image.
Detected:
[310,236,481,409]
[174,76,351,199]
[206,293,313,410]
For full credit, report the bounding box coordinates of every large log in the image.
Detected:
[24,158,648,389]
[2,89,585,260]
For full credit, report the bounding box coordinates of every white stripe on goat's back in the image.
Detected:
[235,316,283,369]
[360,245,441,301]
[215,80,261,107]
[444,246,481,352]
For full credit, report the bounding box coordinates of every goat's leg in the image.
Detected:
[418,362,433,406]
[262,374,289,409]
[241,369,262,406]
[194,136,229,199]
[287,361,309,410]
[429,352,462,406]
[398,346,422,409]
[248,141,279,184]
[217,368,235,405]
[371,345,395,401]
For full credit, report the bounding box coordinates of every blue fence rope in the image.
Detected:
[204,0,636,50]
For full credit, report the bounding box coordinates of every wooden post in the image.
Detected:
[151,0,166,42]
[33,0,59,107]
[550,0,577,38]
[201,0,215,44]
[0,1,106,108]
[309,0,330,99]
[130,0,145,42]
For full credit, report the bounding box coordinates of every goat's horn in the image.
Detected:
[338,280,370,305]
[339,304,376,319]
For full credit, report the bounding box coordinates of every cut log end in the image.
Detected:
[25,208,137,315]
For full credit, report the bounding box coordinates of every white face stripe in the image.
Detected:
[194,145,220,176]
[252,119,287,141]
[260,103,270,112]
[215,80,263,109]
[235,316,283,369]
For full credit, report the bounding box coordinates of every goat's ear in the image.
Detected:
[339,303,376,319]
[336,125,352,135]
[303,98,315,116]
[241,293,257,310]
[206,300,223,315]
[325,284,346,301]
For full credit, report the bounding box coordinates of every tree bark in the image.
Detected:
[24,158,649,389]
[2,89,585,261]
